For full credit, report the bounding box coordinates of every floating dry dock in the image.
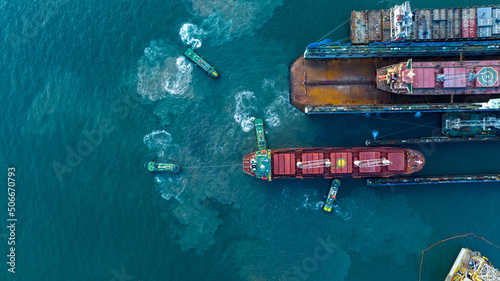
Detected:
[290,55,500,114]
[367,174,500,186]
[291,1,500,114]
[445,248,500,281]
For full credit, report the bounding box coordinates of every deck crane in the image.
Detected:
[354,158,392,168]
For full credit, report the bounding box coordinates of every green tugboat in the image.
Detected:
[254,118,267,151]
[146,161,181,173]
[183,48,219,79]
[323,179,340,212]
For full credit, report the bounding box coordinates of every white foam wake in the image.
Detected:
[179,23,204,49]
[333,199,353,221]
[143,130,173,151]
[163,56,193,96]
[137,41,193,101]
[190,0,284,43]
[155,174,187,202]
[179,14,232,48]
[262,79,299,127]
[233,91,256,132]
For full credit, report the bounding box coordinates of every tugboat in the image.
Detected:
[183,48,219,79]
[254,118,267,151]
[146,161,181,173]
[323,179,340,212]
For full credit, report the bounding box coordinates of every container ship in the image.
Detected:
[242,147,424,181]
[290,2,500,114]
[351,2,500,44]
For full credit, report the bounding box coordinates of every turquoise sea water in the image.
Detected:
[1,0,500,280]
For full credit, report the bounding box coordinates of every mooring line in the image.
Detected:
[376,120,441,139]
[317,18,350,42]
[359,114,441,129]
[182,163,242,169]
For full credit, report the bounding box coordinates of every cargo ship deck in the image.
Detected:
[289,55,500,113]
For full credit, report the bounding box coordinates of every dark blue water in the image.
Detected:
[1,0,499,280]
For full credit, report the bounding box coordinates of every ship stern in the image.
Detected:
[243,152,257,177]
[242,150,272,181]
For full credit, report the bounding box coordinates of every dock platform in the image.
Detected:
[365,136,500,146]
[367,174,500,186]
[289,56,500,114]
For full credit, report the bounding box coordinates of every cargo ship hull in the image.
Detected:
[243,147,424,180]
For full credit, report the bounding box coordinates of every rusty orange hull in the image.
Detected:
[289,56,500,113]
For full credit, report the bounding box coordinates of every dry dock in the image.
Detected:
[289,55,500,114]
[367,174,500,186]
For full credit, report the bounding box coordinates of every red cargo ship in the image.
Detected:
[243,147,424,181]
[377,59,500,95]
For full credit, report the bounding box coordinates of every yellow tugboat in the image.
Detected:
[323,179,340,212]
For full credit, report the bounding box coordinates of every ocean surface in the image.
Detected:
[1,0,500,280]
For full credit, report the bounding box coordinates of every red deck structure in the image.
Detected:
[376,59,500,95]
[243,147,425,180]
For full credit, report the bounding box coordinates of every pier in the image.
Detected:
[289,55,500,114]
[365,136,500,146]
[367,174,500,186]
